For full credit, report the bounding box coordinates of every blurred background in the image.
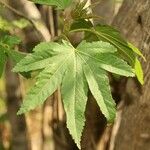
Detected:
[0,0,150,150]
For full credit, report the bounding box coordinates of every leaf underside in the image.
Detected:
[14,40,134,148]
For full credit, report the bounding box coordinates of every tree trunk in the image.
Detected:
[110,0,150,149]
[91,0,115,24]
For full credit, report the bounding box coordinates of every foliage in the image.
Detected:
[14,40,134,147]
[70,23,145,84]
[0,0,144,149]
[0,34,27,77]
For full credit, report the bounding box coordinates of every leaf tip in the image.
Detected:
[137,75,144,85]
[140,80,144,85]
[107,110,116,124]
[107,117,115,124]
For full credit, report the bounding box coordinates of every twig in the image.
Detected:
[0,0,44,40]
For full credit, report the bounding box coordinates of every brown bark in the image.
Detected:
[91,0,115,24]
[110,0,150,150]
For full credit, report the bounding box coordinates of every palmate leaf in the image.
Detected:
[29,0,72,9]
[14,40,134,148]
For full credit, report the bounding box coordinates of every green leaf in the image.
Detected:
[29,0,72,9]
[13,42,70,72]
[128,42,146,61]
[17,59,68,114]
[61,55,88,148]
[15,40,135,148]
[0,35,25,64]
[84,65,116,123]
[77,41,135,77]
[0,35,21,47]
[77,41,117,54]
[7,50,26,64]
[83,25,144,83]
[134,58,144,85]
[70,19,93,31]
[0,35,22,77]
[85,25,136,64]
[17,41,72,114]
[0,34,30,78]
[0,47,7,77]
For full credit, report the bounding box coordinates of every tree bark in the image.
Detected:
[110,0,150,150]
[91,0,115,24]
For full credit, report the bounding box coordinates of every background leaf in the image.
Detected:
[1,35,21,47]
